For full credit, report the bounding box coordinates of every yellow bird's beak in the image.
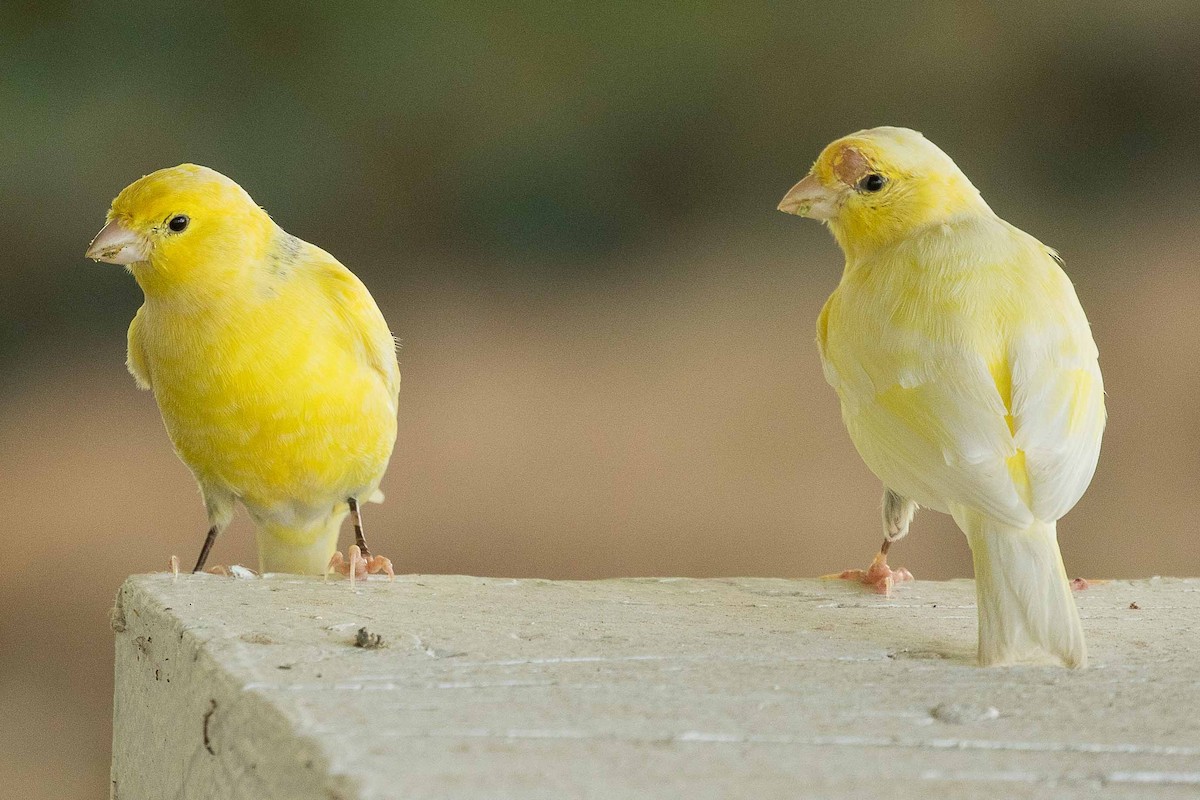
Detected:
[777,173,839,221]
[85,219,148,265]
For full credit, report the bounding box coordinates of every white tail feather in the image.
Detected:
[956,510,1086,668]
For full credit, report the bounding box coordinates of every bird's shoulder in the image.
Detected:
[820,213,1094,419]
[830,215,1075,348]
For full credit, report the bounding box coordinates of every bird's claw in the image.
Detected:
[204,564,259,578]
[327,544,394,586]
[167,555,257,579]
[825,550,913,595]
[1070,577,1108,591]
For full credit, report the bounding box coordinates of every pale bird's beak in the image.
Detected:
[85,220,148,265]
[777,173,838,221]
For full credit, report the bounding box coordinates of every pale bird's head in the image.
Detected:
[777,127,991,255]
[85,164,274,291]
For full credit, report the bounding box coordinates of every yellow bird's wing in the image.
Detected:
[126,305,152,390]
[305,247,401,410]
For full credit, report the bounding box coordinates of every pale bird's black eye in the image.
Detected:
[859,173,885,193]
[167,214,190,233]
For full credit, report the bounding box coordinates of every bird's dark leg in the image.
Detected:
[192,525,219,573]
[348,497,371,558]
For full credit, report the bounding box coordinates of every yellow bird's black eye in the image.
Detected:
[859,173,885,193]
[167,214,190,233]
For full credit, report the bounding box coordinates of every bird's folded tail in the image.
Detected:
[255,507,349,575]
[960,512,1086,668]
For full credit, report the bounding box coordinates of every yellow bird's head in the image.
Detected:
[86,164,276,294]
[778,127,991,257]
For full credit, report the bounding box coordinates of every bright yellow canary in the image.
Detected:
[87,165,400,577]
[779,127,1104,668]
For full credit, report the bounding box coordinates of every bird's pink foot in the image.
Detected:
[327,544,394,586]
[825,550,913,595]
[167,555,257,578]
[1070,577,1108,591]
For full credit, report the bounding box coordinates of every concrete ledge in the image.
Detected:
[111,574,1200,799]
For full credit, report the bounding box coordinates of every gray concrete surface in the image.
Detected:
[111,573,1200,799]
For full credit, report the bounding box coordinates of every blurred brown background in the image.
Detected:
[2,1,1200,797]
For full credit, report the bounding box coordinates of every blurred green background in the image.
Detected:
[3,2,1200,796]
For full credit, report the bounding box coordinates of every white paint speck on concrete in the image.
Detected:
[111,574,1200,799]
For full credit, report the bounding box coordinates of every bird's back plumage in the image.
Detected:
[819,215,1104,529]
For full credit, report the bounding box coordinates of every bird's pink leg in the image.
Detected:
[824,540,913,595]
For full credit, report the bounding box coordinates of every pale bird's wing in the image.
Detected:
[823,329,1035,528]
[1010,275,1106,522]
[821,237,1103,527]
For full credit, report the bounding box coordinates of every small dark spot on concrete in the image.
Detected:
[202,699,217,754]
[155,669,160,681]
[277,663,294,670]
[354,628,385,649]
[1129,602,1140,610]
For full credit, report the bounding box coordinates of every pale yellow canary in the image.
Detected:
[86,165,400,576]
[779,127,1104,668]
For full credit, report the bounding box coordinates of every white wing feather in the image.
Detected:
[1011,315,1105,522]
